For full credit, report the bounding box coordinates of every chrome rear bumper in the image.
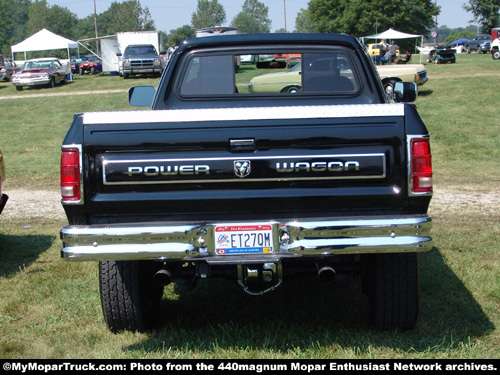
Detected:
[60,215,432,262]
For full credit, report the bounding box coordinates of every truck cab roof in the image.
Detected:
[178,33,363,53]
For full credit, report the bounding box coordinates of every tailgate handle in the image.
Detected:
[230,139,255,152]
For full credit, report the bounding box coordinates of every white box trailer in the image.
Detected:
[100,38,120,73]
[100,31,164,74]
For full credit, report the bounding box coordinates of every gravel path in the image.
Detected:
[0,89,127,101]
[2,189,65,220]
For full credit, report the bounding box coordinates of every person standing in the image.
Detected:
[379,39,388,54]
[387,40,399,62]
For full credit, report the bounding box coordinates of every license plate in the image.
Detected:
[215,224,274,255]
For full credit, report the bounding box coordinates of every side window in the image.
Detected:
[180,55,235,95]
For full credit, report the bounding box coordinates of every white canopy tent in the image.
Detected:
[11,28,78,61]
[361,28,424,63]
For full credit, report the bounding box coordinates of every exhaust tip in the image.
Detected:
[154,268,172,286]
[318,266,336,284]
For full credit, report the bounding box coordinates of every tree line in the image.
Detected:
[0,0,156,57]
[0,0,498,58]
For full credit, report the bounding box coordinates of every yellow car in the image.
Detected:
[248,57,358,94]
[376,64,428,96]
[368,43,385,56]
[247,63,302,93]
[367,43,399,64]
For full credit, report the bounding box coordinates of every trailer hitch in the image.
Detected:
[237,262,283,296]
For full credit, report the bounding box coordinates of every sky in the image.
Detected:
[46,0,476,33]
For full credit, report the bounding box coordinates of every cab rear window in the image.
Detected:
[178,50,360,97]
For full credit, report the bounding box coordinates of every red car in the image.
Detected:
[11,58,70,91]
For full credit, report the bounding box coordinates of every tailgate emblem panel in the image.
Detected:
[102,153,386,185]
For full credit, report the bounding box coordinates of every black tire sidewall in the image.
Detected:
[99,260,163,333]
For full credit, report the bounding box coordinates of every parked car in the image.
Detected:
[248,59,426,98]
[248,62,303,93]
[0,54,6,81]
[0,56,21,81]
[70,57,86,74]
[426,47,456,64]
[11,58,70,91]
[464,34,491,53]
[376,63,429,96]
[0,148,7,215]
[367,43,384,57]
[273,53,302,67]
[366,43,400,64]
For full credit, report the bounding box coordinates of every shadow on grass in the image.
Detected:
[418,88,433,97]
[125,248,493,355]
[0,234,56,277]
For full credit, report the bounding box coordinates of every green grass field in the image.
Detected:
[0,53,499,359]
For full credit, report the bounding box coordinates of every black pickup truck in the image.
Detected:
[60,33,433,333]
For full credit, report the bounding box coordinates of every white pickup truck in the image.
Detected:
[491,27,500,60]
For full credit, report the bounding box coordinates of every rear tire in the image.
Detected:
[362,253,419,330]
[99,260,164,333]
[281,85,301,93]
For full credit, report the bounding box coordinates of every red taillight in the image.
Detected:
[61,148,81,201]
[410,138,432,194]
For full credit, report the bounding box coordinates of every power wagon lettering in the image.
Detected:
[275,161,360,172]
[127,165,210,176]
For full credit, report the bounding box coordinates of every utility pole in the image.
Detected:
[94,0,99,53]
[434,0,438,46]
[283,0,287,32]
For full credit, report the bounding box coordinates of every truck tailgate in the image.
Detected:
[81,104,407,222]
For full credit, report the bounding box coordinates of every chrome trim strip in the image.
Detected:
[61,215,432,261]
[102,153,386,185]
[102,153,384,163]
[83,104,405,125]
[61,144,84,205]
